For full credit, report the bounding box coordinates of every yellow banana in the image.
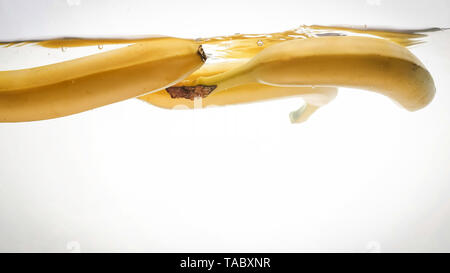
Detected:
[139,61,337,123]
[0,34,435,123]
[193,36,435,112]
[0,37,205,122]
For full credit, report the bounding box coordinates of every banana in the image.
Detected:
[139,61,337,123]
[0,35,435,123]
[193,36,435,112]
[0,37,205,122]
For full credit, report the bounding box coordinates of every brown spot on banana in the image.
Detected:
[166,85,217,100]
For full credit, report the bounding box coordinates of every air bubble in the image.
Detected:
[257,40,264,46]
[98,44,103,50]
[61,47,66,52]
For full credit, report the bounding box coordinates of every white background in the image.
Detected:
[0,0,449,252]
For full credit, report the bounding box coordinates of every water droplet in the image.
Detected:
[257,40,264,46]
[98,44,103,50]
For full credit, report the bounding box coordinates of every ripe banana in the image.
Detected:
[0,37,205,122]
[193,36,435,112]
[139,61,338,123]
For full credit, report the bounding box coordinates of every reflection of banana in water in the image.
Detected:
[0,38,205,122]
[142,36,435,123]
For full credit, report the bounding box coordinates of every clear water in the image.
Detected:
[1,21,450,253]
